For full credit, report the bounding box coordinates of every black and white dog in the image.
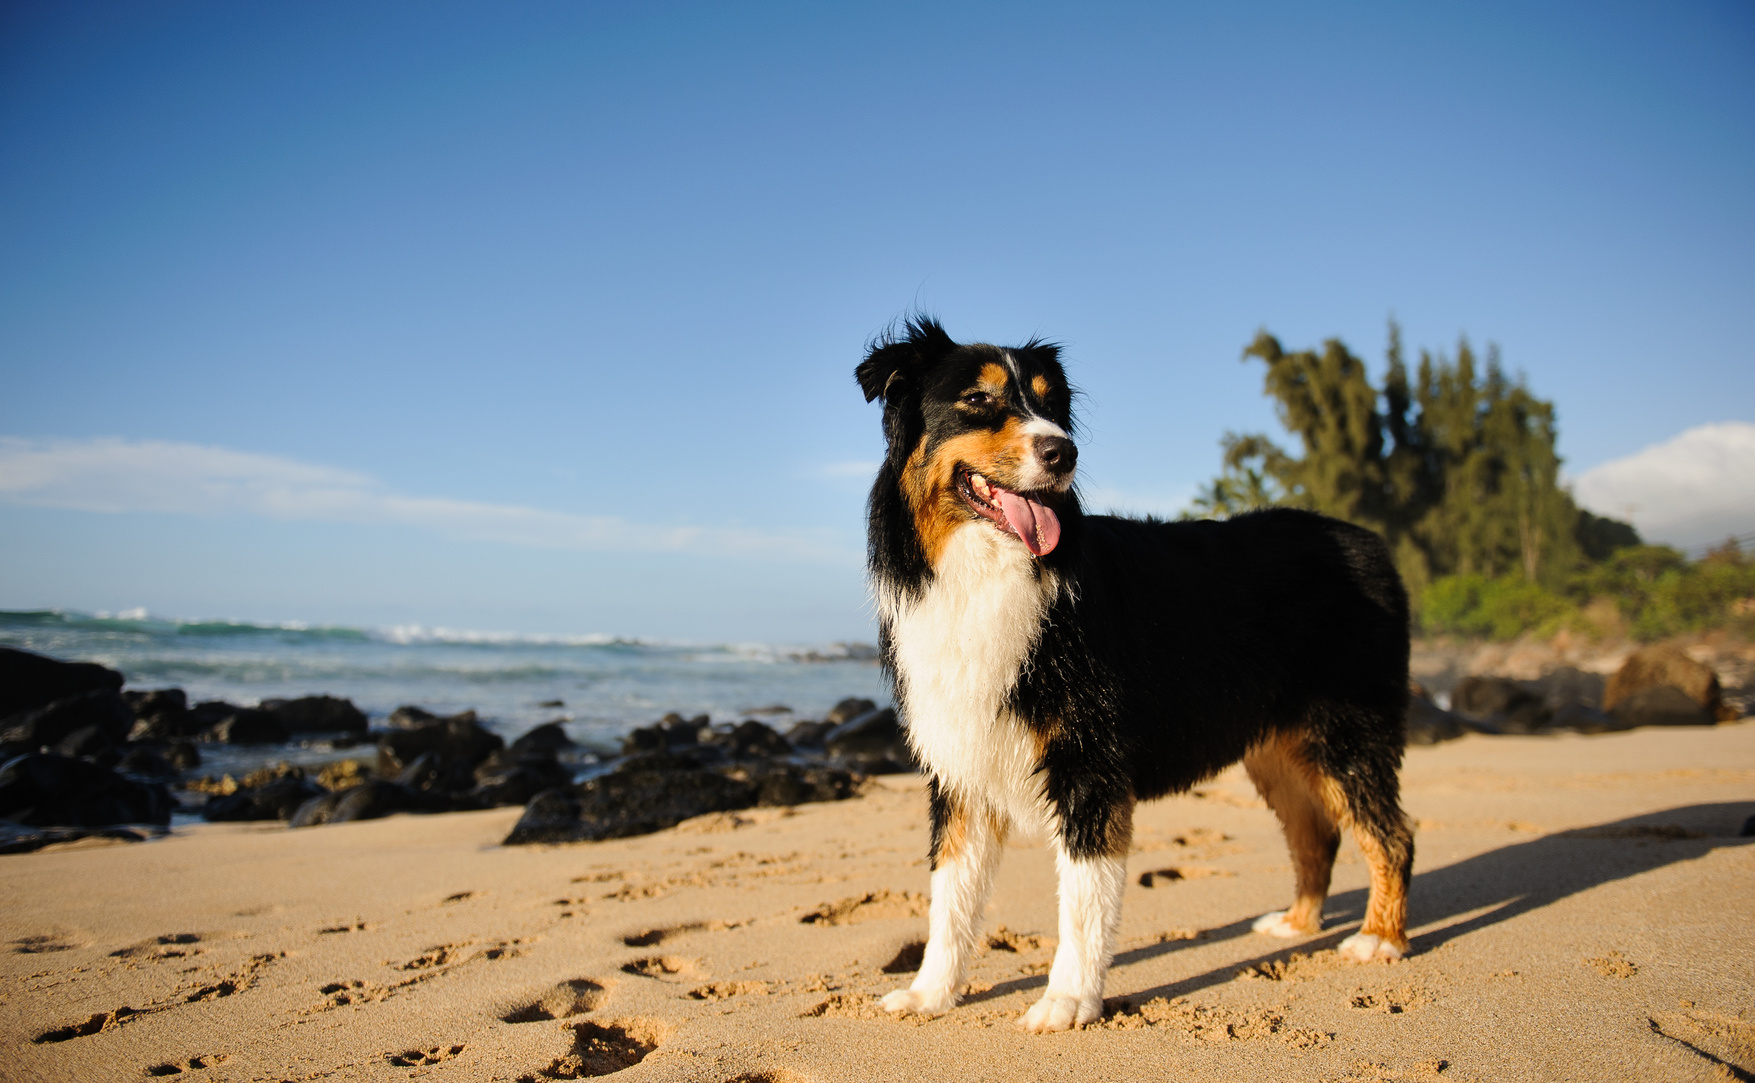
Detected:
[857,317,1414,1033]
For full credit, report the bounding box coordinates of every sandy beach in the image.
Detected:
[5,721,1752,1083]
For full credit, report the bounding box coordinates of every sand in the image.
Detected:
[4,722,1752,1083]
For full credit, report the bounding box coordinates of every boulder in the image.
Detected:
[1451,676,1549,734]
[1546,702,1622,734]
[1608,685,1714,729]
[0,821,163,855]
[1528,666,1606,713]
[205,709,290,745]
[825,698,878,726]
[510,722,575,757]
[387,705,477,730]
[783,720,835,749]
[377,715,504,778]
[1605,644,1736,722]
[165,742,202,770]
[259,695,368,734]
[0,688,135,750]
[824,707,916,773]
[0,646,124,719]
[115,744,181,778]
[55,723,121,759]
[700,720,791,759]
[621,713,706,755]
[1405,690,1472,745]
[743,762,861,806]
[470,753,574,808]
[503,751,757,844]
[0,752,173,826]
[203,775,325,821]
[288,779,443,827]
[392,751,477,797]
[124,689,199,739]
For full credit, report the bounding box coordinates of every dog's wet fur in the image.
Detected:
[857,316,1414,1032]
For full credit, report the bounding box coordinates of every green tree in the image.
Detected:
[1194,320,1622,596]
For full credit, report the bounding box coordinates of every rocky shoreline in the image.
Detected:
[3,634,1749,855]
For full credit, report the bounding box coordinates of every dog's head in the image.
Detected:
[857,316,1078,566]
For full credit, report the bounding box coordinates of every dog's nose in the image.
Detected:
[1034,435,1077,474]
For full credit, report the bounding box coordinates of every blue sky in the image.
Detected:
[2,1,1752,641]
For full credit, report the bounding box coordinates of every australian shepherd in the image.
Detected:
[857,317,1414,1033]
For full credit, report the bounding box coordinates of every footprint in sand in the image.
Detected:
[387,1044,465,1067]
[622,919,744,948]
[721,1072,811,1083]
[12,926,92,954]
[1136,866,1234,887]
[502,979,610,1023]
[144,1054,230,1076]
[799,890,927,926]
[621,956,700,982]
[112,933,205,960]
[516,1018,670,1080]
[318,922,371,934]
[881,941,924,974]
[34,1007,147,1044]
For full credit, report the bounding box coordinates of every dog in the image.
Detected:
[856,317,1415,1033]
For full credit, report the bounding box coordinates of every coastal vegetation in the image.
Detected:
[1189,322,1754,641]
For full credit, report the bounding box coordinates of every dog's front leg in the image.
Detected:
[883,786,1005,1018]
[1019,844,1127,1033]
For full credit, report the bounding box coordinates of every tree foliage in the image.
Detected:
[1191,321,1628,598]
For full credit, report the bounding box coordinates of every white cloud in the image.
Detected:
[0,436,856,561]
[1571,421,1755,547]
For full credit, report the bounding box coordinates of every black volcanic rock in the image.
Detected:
[377,715,504,777]
[504,751,756,844]
[204,709,290,745]
[288,779,446,827]
[0,752,173,827]
[203,775,325,821]
[743,761,860,806]
[824,698,877,726]
[1451,676,1549,734]
[259,695,368,734]
[824,707,915,773]
[510,722,575,757]
[0,646,124,719]
[701,719,792,759]
[1405,689,1473,745]
[124,689,198,739]
[1,689,134,751]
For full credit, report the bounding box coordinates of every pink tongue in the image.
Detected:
[996,489,1061,556]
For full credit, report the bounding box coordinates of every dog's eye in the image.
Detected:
[961,391,994,408]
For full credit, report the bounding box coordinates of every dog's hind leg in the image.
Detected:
[1244,733,1342,939]
[883,780,1007,1017]
[1333,743,1414,962]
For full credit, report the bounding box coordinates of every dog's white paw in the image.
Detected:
[1252,910,1316,938]
[1337,932,1405,962]
[1018,993,1101,1033]
[881,986,955,1017]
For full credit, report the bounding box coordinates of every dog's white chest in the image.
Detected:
[882,525,1055,831]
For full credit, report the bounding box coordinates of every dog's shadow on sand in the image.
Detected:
[962,801,1755,1007]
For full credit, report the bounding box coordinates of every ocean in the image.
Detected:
[0,609,889,778]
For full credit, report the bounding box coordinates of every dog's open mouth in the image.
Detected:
[958,469,1062,557]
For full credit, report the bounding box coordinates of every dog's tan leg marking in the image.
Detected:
[1019,808,1132,1033]
[1338,812,1413,962]
[1245,734,1341,938]
[883,803,1008,1018]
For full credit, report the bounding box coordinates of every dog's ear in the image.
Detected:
[856,316,958,403]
